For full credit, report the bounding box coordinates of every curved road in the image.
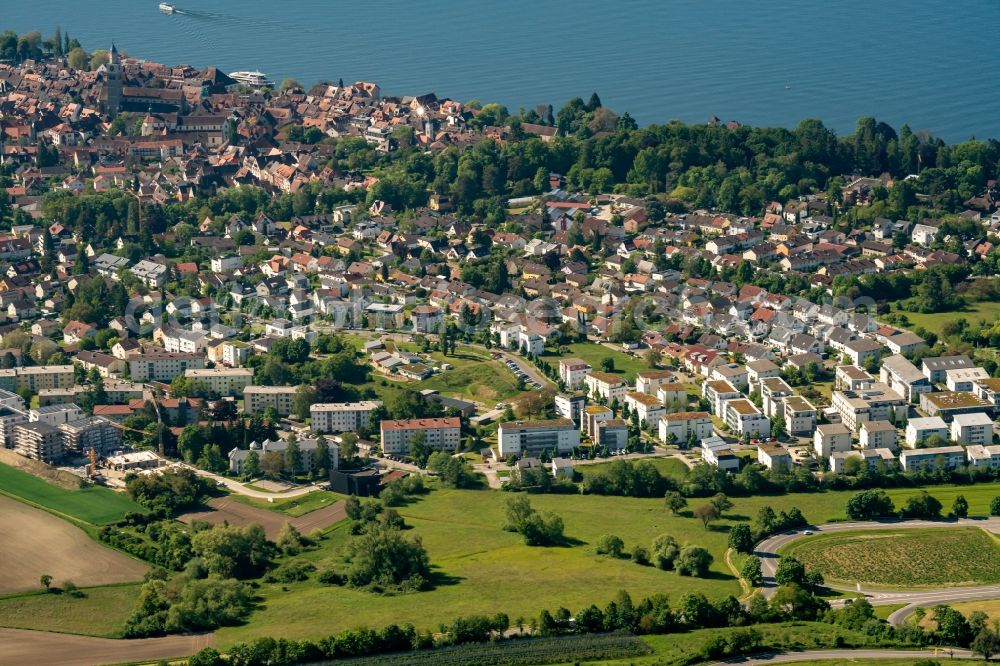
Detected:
[755,517,1000,625]
[708,647,975,665]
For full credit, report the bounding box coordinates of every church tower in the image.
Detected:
[103,43,123,116]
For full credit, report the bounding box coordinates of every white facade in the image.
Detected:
[184,368,254,396]
[724,399,770,437]
[814,423,852,457]
[585,371,628,403]
[558,359,592,389]
[498,418,579,458]
[905,416,949,448]
[659,411,713,444]
[310,401,382,434]
[950,412,993,445]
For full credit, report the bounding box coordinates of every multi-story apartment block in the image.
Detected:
[498,418,579,458]
[967,444,1000,470]
[635,370,676,395]
[184,368,254,396]
[921,355,975,383]
[58,416,122,456]
[880,354,932,404]
[554,393,586,424]
[950,412,993,445]
[129,352,205,382]
[835,365,874,391]
[29,403,84,426]
[759,376,793,419]
[656,383,688,409]
[243,386,297,416]
[594,419,628,450]
[859,420,897,452]
[310,401,382,434]
[782,395,816,435]
[13,422,62,463]
[724,399,770,437]
[832,383,905,431]
[814,423,851,457]
[702,379,741,416]
[905,416,949,448]
[625,391,665,427]
[920,391,991,421]
[584,371,626,402]
[581,405,612,440]
[380,417,461,455]
[658,411,713,444]
[900,446,966,472]
[0,365,76,393]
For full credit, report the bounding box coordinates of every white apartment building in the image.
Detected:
[635,370,677,396]
[702,379,742,416]
[29,403,84,426]
[900,446,966,472]
[581,405,613,440]
[625,391,666,427]
[859,420,897,452]
[380,417,462,455]
[584,371,628,403]
[658,411,713,444]
[782,395,816,435]
[945,367,990,393]
[559,359,592,389]
[656,383,688,409]
[832,383,905,431]
[243,386,297,416]
[967,444,1000,470]
[757,443,791,470]
[905,416,949,448]
[758,376,793,419]
[950,412,993,445]
[554,393,586,423]
[498,418,580,458]
[814,423,852,457]
[184,368,254,396]
[310,401,382,434]
[724,399,770,437]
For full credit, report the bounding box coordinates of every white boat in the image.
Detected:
[159,3,175,13]
[229,70,272,87]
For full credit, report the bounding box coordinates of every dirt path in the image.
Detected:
[0,627,212,666]
[179,497,346,540]
[0,495,148,595]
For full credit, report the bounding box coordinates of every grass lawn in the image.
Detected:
[874,603,908,620]
[230,490,348,517]
[216,487,742,646]
[0,463,143,525]
[949,597,1000,622]
[541,343,652,383]
[576,456,690,483]
[783,527,1000,588]
[899,300,1000,338]
[395,343,523,402]
[0,584,139,638]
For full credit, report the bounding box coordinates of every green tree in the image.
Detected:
[345,521,431,590]
[665,491,687,515]
[600,357,615,373]
[651,534,680,570]
[676,546,713,577]
[595,534,625,558]
[283,437,302,476]
[952,495,969,518]
[845,489,895,520]
[728,523,754,554]
[312,436,331,479]
[991,496,1000,516]
[276,522,306,556]
[741,556,762,587]
[693,503,720,529]
[39,574,52,591]
[339,432,359,466]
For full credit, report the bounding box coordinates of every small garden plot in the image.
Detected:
[783,527,1000,588]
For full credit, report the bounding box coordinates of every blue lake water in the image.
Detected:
[5,0,999,141]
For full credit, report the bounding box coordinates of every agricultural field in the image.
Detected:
[0,463,143,525]
[0,495,148,595]
[179,496,346,540]
[0,584,139,638]
[541,343,653,383]
[783,527,1000,588]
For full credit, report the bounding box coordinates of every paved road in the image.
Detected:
[498,351,554,387]
[0,628,214,666]
[708,647,975,665]
[754,517,1000,624]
